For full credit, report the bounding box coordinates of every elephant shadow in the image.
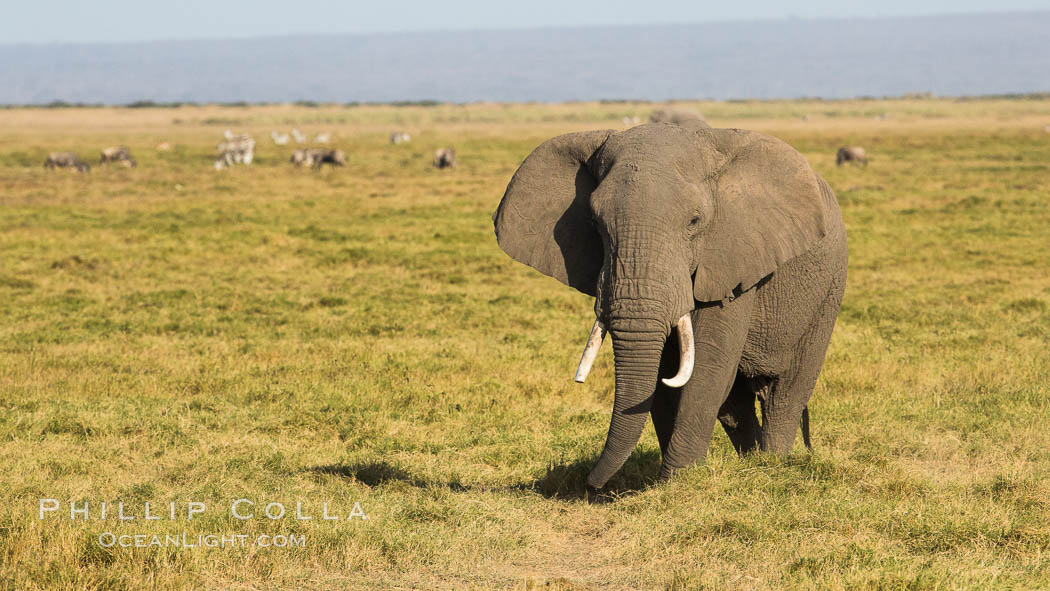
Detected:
[307,462,468,492]
[307,450,661,503]
[529,448,663,502]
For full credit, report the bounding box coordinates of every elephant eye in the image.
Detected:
[686,215,704,236]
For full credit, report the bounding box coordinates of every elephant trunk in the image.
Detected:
[586,319,666,489]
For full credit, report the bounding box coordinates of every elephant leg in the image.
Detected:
[657,293,755,480]
[717,373,762,455]
[759,297,839,454]
[650,333,683,456]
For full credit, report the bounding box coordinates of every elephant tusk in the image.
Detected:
[661,314,694,388]
[574,319,606,383]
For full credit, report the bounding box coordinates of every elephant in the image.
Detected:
[44,152,90,172]
[836,146,868,167]
[493,121,848,488]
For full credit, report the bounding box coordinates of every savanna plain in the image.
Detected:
[1,98,1049,590]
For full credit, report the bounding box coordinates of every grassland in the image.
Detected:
[1,98,1049,590]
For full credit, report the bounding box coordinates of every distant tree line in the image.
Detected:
[2,93,1049,109]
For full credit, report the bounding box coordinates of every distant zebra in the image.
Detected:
[271,131,290,145]
[314,132,331,143]
[291,129,307,144]
[290,148,323,167]
[215,134,255,169]
[389,131,411,144]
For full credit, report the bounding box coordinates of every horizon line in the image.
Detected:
[5,92,1050,109]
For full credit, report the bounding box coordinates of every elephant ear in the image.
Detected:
[493,130,614,296]
[693,129,829,302]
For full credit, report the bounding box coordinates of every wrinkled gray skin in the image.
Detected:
[433,147,456,169]
[649,108,708,126]
[44,152,90,172]
[493,122,847,488]
[100,146,136,167]
[836,146,868,167]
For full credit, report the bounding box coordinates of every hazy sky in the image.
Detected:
[4,0,1047,44]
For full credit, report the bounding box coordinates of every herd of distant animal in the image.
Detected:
[39,109,869,173]
[41,126,456,173]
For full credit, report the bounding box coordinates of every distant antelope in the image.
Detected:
[433,147,456,169]
[649,107,706,126]
[315,149,346,168]
[290,148,346,168]
[836,146,868,167]
[100,146,136,167]
[44,152,91,172]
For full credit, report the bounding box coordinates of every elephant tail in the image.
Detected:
[800,406,812,450]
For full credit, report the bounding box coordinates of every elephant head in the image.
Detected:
[493,122,829,487]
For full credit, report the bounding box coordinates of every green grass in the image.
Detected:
[1,100,1049,590]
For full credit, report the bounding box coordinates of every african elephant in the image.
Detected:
[493,121,848,488]
[836,146,867,167]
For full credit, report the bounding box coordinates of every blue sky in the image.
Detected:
[4,0,1047,44]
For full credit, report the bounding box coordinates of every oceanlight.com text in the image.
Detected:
[97,532,307,549]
